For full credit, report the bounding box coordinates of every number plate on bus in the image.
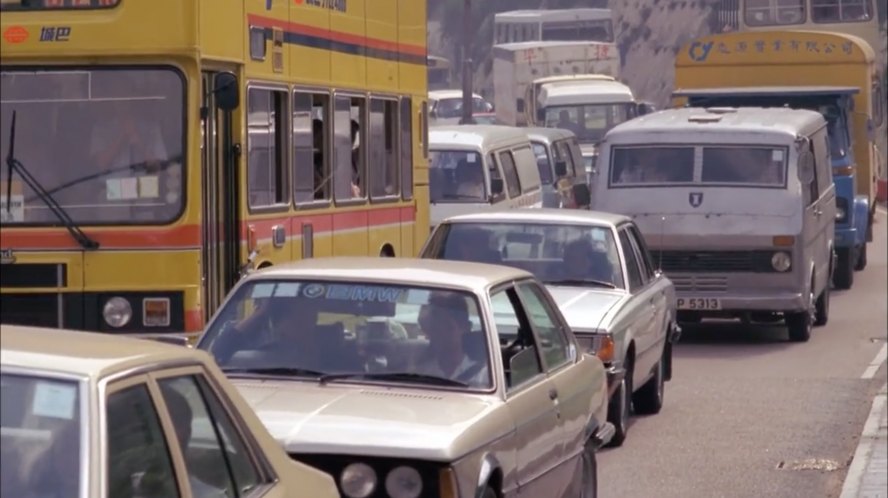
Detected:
[676,298,721,310]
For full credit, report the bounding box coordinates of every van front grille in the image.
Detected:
[653,250,775,273]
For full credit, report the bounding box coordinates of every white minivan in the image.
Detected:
[429,125,544,227]
[592,107,835,342]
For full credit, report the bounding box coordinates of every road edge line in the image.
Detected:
[839,383,888,498]
[861,344,888,379]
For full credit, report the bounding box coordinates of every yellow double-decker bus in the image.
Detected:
[0,0,430,337]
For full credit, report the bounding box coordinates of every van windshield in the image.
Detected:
[429,150,487,202]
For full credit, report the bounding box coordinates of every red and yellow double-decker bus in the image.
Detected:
[0,0,430,338]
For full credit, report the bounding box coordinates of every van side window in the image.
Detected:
[488,153,504,196]
[531,142,554,184]
[813,133,832,195]
[800,145,818,206]
[555,141,576,176]
[498,150,522,198]
[513,146,539,193]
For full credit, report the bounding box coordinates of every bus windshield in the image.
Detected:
[0,67,185,226]
[544,103,632,143]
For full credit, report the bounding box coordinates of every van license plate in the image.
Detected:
[677,298,721,310]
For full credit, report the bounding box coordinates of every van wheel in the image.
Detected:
[833,248,854,290]
[854,243,867,271]
[786,286,814,342]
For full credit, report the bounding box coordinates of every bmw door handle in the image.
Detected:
[548,388,558,400]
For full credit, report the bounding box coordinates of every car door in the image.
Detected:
[617,226,657,387]
[490,285,562,496]
[103,375,184,498]
[515,280,591,487]
[627,223,671,368]
[149,366,276,498]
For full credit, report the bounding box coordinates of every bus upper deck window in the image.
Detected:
[812,0,872,22]
[745,0,805,25]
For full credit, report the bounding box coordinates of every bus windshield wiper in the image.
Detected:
[4,111,99,250]
[546,278,616,289]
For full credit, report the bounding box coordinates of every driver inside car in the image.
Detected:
[561,238,614,285]
[413,292,489,387]
[209,297,361,373]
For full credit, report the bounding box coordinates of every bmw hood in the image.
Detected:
[545,285,626,332]
[231,379,509,461]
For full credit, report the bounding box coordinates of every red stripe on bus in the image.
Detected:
[247,14,427,57]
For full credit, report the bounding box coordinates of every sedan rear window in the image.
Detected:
[200,281,492,390]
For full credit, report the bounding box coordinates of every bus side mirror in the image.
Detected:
[213,72,239,111]
[572,183,591,207]
[554,160,568,177]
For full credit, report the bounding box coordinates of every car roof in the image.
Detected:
[439,208,631,228]
[244,257,534,290]
[1,325,208,379]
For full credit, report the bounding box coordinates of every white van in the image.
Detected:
[592,107,835,342]
[429,125,543,227]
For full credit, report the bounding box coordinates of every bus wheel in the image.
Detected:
[379,245,395,258]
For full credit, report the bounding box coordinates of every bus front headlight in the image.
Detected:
[103,297,132,328]
[771,251,792,272]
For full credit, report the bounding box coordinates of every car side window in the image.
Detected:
[490,287,543,390]
[619,229,644,291]
[629,225,656,281]
[106,383,180,498]
[158,375,264,498]
[516,282,571,370]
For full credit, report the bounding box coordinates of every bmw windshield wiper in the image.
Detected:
[547,279,616,289]
[318,372,468,387]
[4,111,99,250]
[221,367,326,378]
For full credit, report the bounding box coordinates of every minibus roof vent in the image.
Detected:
[687,114,723,123]
[705,107,738,114]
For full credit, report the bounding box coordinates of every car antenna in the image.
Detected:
[5,110,15,214]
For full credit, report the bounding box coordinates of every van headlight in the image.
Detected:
[103,297,132,328]
[835,197,848,222]
[341,463,377,498]
[385,466,423,498]
[771,251,792,272]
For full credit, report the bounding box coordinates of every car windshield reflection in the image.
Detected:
[427,222,626,290]
[200,280,493,390]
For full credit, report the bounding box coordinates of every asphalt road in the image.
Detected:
[598,209,888,498]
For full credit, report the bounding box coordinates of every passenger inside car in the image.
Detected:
[443,227,502,264]
[560,239,616,284]
[415,292,490,387]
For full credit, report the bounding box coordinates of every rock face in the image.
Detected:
[427,0,719,107]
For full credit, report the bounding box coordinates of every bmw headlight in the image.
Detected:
[103,297,132,328]
[771,251,792,272]
[385,466,423,498]
[340,463,377,498]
